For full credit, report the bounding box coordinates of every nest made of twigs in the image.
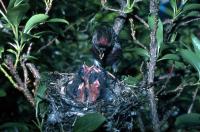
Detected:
[39,65,144,132]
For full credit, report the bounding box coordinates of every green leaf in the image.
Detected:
[8,42,19,51]
[158,54,180,61]
[26,55,37,60]
[0,47,4,59]
[148,17,163,55]
[180,50,200,79]
[77,33,89,40]
[24,14,49,33]
[163,7,174,17]
[174,61,185,69]
[157,19,163,56]
[0,89,6,97]
[35,84,47,104]
[133,48,149,58]
[170,0,177,10]
[7,49,17,56]
[7,0,16,9]
[20,32,41,43]
[170,32,177,43]
[123,7,133,13]
[0,10,11,25]
[191,34,200,56]
[123,75,141,86]
[170,0,177,17]
[148,15,156,30]
[8,0,28,9]
[47,18,69,24]
[182,4,200,13]
[175,113,200,128]
[183,11,200,18]
[6,3,30,27]
[73,113,106,132]
[0,122,29,131]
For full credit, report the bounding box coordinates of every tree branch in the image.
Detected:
[147,0,160,131]
[0,0,7,13]
[112,0,127,35]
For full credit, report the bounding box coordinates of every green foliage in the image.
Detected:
[180,34,200,79]
[73,113,106,132]
[0,122,29,132]
[148,15,163,56]
[0,89,6,97]
[24,14,49,33]
[158,54,180,61]
[175,113,200,128]
[0,47,4,58]
[6,1,29,27]
[0,0,200,131]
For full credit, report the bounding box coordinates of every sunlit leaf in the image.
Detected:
[73,113,106,132]
[47,18,69,24]
[157,19,163,56]
[0,47,4,59]
[191,34,200,56]
[24,14,49,33]
[180,50,200,78]
[148,15,156,30]
[158,54,180,61]
[8,43,19,51]
[170,0,177,10]
[170,32,177,43]
[7,49,17,56]
[0,10,11,25]
[170,0,177,17]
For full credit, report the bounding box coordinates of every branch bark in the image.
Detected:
[112,0,127,35]
[147,0,160,131]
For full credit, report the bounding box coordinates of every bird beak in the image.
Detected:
[99,50,104,60]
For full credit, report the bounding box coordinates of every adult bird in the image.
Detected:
[91,26,122,72]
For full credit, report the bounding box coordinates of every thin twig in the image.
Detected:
[156,64,174,95]
[44,0,53,15]
[129,18,147,50]
[26,63,41,90]
[26,43,33,57]
[0,0,7,13]
[102,5,123,13]
[134,15,149,29]
[187,87,199,114]
[4,55,35,106]
[37,37,57,53]
[178,17,200,27]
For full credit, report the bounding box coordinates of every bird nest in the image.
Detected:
[38,65,144,131]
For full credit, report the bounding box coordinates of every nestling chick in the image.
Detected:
[92,26,122,72]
